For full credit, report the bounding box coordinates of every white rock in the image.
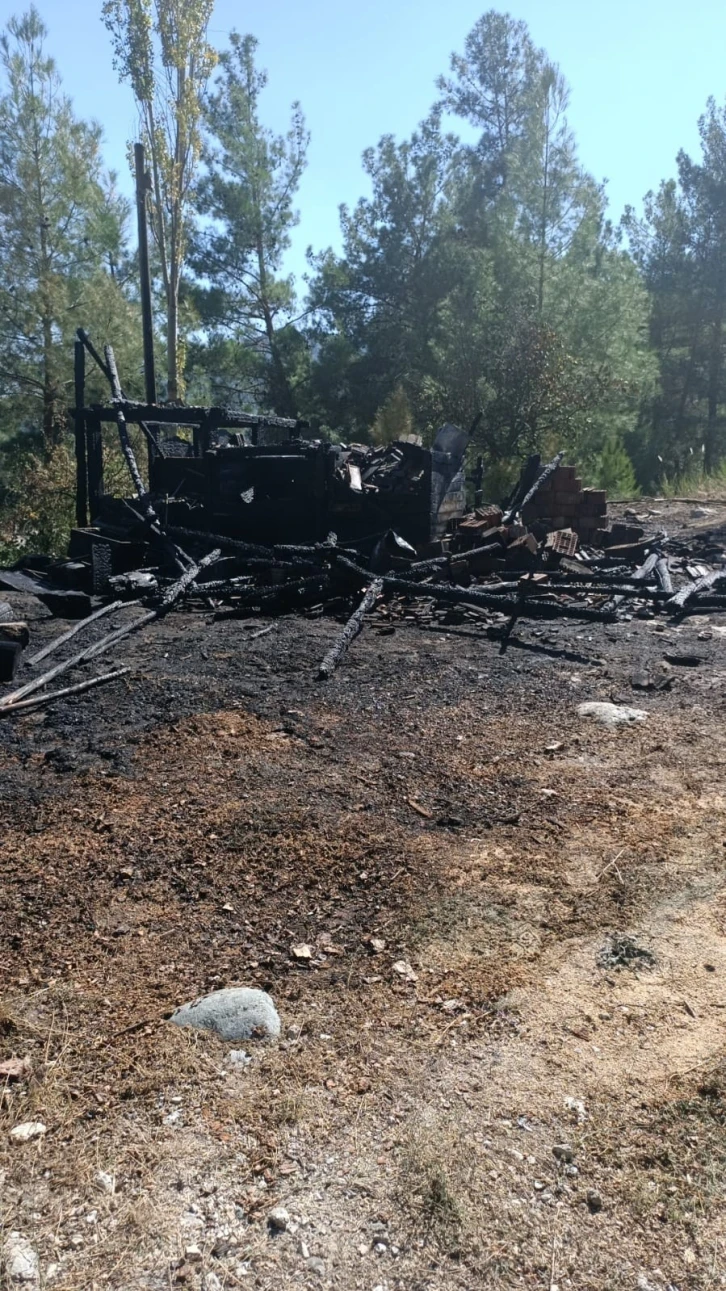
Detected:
[564,1096,587,1123]
[392,960,418,982]
[2,1232,39,1283]
[578,701,647,727]
[268,1206,290,1232]
[228,1049,252,1067]
[171,988,280,1041]
[290,943,313,960]
[203,1275,223,1291]
[9,1122,46,1143]
[96,1171,116,1195]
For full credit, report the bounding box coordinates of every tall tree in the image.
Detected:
[308,11,653,484]
[308,112,463,437]
[625,97,726,480]
[0,7,132,443]
[191,33,308,416]
[102,0,216,401]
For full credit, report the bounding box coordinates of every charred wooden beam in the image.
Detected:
[601,551,659,614]
[157,549,222,610]
[408,542,502,574]
[668,566,726,610]
[74,340,88,528]
[0,668,130,718]
[86,412,104,518]
[85,402,307,432]
[105,345,151,507]
[655,556,673,595]
[27,599,129,667]
[379,574,618,622]
[503,452,563,524]
[318,579,384,680]
[166,525,277,561]
[0,609,158,709]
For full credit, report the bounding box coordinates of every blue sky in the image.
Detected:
[3,0,726,287]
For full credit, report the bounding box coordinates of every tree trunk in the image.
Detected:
[706,303,723,473]
[167,279,179,403]
[537,93,551,318]
[256,232,296,417]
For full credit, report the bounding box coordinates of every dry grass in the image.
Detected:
[397,1110,473,1253]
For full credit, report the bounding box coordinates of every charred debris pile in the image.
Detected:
[1,334,726,714]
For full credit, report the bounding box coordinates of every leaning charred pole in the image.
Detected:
[105,344,151,506]
[318,579,384,679]
[503,452,564,524]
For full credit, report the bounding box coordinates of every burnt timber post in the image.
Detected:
[73,339,88,528]
[86,412,104,520]
[134,143,157,417]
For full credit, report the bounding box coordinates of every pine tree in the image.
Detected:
[0,7,133,443]
[191,33,308,416]
[626,97,726,481]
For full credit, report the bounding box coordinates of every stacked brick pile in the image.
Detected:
[521,465,607,543]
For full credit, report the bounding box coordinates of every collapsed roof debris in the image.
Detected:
[1,334,725,714]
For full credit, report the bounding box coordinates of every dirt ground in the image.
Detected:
[1,500,726,1291]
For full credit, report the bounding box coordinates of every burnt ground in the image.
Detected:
[1,500,726,1291]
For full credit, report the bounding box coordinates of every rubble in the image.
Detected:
[1,334,725,719]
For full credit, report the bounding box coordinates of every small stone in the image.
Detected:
[358,1242,369,1255]
[171,988,280,1042]
[2,1232,39,1283]
[370,938,386,954]
[564,1164,578,1177]
[586,1189,603,1213]
[374,1242,387,1255]
[9,1122,46,1143]
[185,1246,202,1262]
[552,1143,574,1162]
[228,1049,252,1067]
[268,1206,290,1233]
[291,943,313,960]
[96,1171,115,1195]
[307,1257,325,1278]
[300,1240,310,1259]
[533,1179,546,1191]
[564,1096,587,1123]
[203,1274,223,1291]
[0,1057,31,1081]
[392,960,417,982]
[578,701,647,727]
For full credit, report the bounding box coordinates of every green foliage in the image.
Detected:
[371,385,415,444]
[190,32,308,416]
[625,95,726,484]
[102,0,217,399]
[0,440,74,561]
[0,7,134,445]
[592,435,639,497]
[306,12,653,488]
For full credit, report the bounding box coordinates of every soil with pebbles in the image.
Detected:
[1,502,726,1290]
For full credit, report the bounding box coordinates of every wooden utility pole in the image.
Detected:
[134,143,157,409]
